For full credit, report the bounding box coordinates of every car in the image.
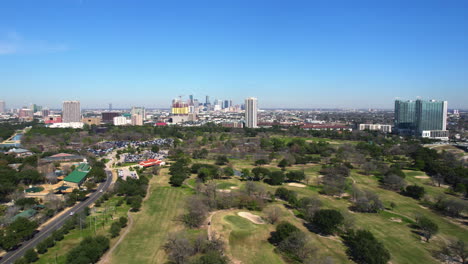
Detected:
[99,190,103,193]
[69,211,74,216]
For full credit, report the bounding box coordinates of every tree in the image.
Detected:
[382,174,406,191]
[416,216,438,242]
[343,230,391,264]
[183,195,209,228]
[65,236,109,264]
[192,251,228,264]
[240,168,251,180]
[269,221,300,245]
[223,167,234,177]
[278,231,316,261]
[298,197,322,222]
[264,206,282,224]
[164,232,195,264]
[36,241,48,254]
[447,240,468,264]
[351,188,383,213]
[110,222,121,238]
[169,173,187,187]
[404,185,425,199]
[24,248,39,263]
[321,174,346,196]
[251,167,270,181]
[119,216,128,227]
[266,171,285,185]
[278,158,291,169]
[255,159,268,166]
[287,170,306,182]
[275,187,298,205]
[215,155,229,166]
[151,145,160,153]
[312,209,344,235]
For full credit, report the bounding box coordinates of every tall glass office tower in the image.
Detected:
[394,100,416,130]
[415,100,447,133]
[394,99,447,136]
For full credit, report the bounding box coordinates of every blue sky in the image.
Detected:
[1,0,467,109]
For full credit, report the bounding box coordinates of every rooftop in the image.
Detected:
[64,163,91,184]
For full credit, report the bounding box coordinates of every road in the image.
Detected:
[0,170,113,264]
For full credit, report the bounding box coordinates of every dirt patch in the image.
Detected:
[287,183,306,188]
[415,176,430,179]
[237,212,265,224]
[390,217,402,223]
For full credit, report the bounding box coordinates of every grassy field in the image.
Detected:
[36,196,130,264]
[109,169,192,264]
[204,167,467,264]
[211,210,284,264]
[210,207,350,264]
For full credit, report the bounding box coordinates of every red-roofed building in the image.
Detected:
[155,122,167,126]
[139,159,165,167]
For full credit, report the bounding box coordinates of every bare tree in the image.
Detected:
[264,206,282,224]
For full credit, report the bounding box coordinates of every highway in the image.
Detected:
[0,170,113,264]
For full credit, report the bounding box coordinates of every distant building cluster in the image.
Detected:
[0,96,456,142]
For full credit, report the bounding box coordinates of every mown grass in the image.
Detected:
[212,211,284,264]
[110,170,191,264]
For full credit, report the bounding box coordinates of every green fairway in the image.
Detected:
[213,211,284,264]
[110,171,191,264]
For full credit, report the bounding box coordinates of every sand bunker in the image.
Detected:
[414,176,430,179]
[390,217,402,223]
[218,189,231,193]
[230,186,239,190]
[287,183,306,188]
[238,212,265,224]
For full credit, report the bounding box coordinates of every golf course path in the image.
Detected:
[99,211,134,264]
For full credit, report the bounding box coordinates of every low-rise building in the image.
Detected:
[81,117,102,126]
[359,124,392,133]
[63,163,91,188]
[139,159,165,167]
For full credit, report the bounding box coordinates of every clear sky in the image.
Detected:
[1,0,467,109]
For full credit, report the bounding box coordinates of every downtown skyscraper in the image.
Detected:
[62,101,81,123]
[245,97,258,128]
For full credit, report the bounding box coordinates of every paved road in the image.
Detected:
[0,171,113,264]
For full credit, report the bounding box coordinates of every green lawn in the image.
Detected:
[213,211,284,264]
[110,170,191,264]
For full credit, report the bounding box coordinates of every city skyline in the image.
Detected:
[1,0,468,109]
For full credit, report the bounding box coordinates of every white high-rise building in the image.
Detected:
[245,97,258,128]
[0,100,5,113]
[131,114,143,126]
[62,101,81,123]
